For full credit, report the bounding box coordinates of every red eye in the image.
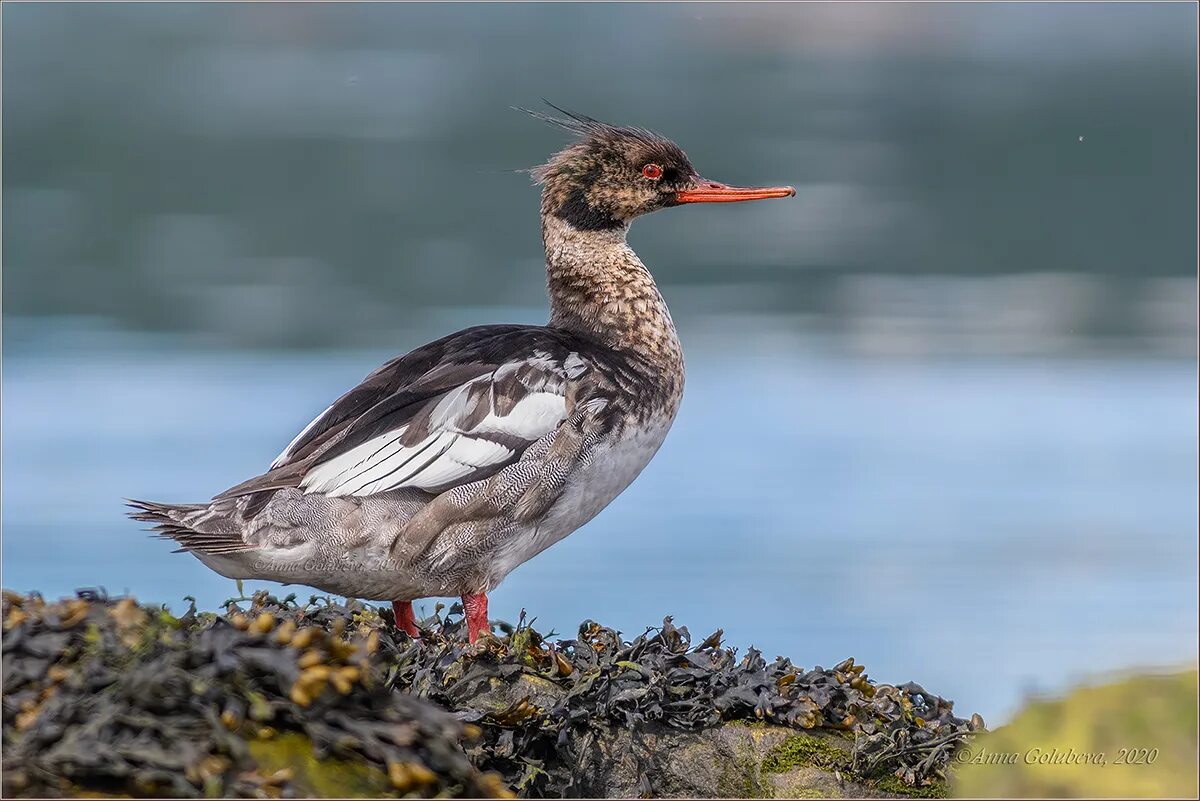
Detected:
[642,163,663,180]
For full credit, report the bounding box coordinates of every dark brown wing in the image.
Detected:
[215,325,593,507]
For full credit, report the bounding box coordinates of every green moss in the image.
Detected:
[247,733,394,797]
[952,669,1198,799]
[80,623,103,655]
[727,719,769,730]
[761,734,852,774]
[155,607,180,628]
[827,727,855,741]
[872,773,949,798]
[509,627,534,663]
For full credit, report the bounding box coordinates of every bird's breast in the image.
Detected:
[524,414,676,552]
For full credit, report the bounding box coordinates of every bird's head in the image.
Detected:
[523,105,795,231]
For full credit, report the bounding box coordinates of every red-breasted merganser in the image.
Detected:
[129,106,795,643]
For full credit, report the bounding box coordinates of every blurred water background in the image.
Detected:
[3,3,1197,725]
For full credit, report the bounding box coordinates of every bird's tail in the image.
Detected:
[126,498,252,555]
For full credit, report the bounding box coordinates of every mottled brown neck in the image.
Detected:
[541,213,683,372]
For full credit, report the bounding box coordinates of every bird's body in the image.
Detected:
[130,107,792,641]
[145,319,681,603]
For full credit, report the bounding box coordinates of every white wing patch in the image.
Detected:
[473,391,565,438]
[300,373,570,498]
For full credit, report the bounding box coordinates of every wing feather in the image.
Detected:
[298,354,574,497]
[214,326,604,508]
[270,402,335,469]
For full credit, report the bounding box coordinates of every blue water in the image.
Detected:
[3,327,1196,724]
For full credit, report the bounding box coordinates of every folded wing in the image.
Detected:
[227,326,589,503]
[302,357,571,496]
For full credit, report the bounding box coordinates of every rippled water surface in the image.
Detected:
[4,326,1195,724]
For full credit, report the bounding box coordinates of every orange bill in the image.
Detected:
[676,180,796,204]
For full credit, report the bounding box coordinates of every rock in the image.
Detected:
[460,675,949,797]
[2,590,970,798]
[571,724,897,798]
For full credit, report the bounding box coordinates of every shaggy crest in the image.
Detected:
[516,102,699,229]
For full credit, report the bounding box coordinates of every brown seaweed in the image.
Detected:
[3,590,977,797]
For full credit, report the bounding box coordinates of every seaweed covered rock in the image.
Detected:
[1,591,504,798]
[2,590,979,798]
[396,612,974,797]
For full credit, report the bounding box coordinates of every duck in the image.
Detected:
[129,105,794,643]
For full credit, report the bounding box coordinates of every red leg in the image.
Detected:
[392,600,419,638]
[462,593,489,643]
